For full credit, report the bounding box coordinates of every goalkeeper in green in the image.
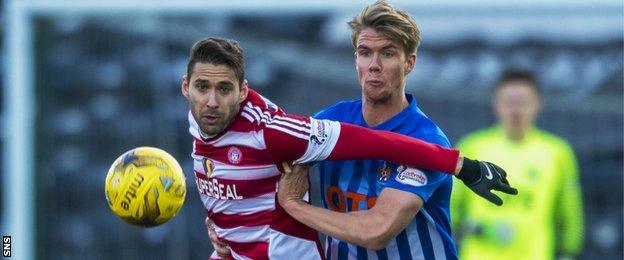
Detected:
[451,69,584,260]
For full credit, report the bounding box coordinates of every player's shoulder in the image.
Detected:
[403,108,451,147]
[244,88,283,115]
[314,99,361,121]
[533,128,574,153]
[457,126,500,147]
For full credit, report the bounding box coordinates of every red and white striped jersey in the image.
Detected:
[190,89,340,260]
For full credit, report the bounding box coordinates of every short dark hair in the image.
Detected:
[496,69,539,93]
[187,37,245,86]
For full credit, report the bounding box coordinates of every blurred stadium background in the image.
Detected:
[1,0,622,259]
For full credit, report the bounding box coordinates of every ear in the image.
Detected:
[535,95,543,113]
[181,75,190,100]
[239,79,249,102]
[404,53,416,76]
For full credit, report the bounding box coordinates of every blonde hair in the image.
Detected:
[348,0,421,55]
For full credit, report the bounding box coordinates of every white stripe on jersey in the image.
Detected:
[241,111,255,123]
[406,220,425,258]
[326,217,426,259]
[194,158,280,180]
[202,192,276,215]
[266,124,309,140]
[243,104,262,121]
[294,118,341,164]
[210,250,253,260]
[421,209,447,259]
[326,238,338,259]
[208,130,266,149]
[230,251,253,260]
[244,103,311,137]
[269,118,310,135]
[269,229,321,260]
[213,223,270,243]
[274,115,311,127]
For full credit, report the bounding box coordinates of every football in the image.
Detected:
[105,147,186,227]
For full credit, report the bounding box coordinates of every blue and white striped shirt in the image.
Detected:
[314,94,458,260]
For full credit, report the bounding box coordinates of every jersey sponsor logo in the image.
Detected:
[203,158,215,178]
[196,176,243,200]
[310,120,328,145]
[326,185,377,212]
[227,146,242,164]
[395,166,427,186]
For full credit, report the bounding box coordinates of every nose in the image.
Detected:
[205,90,219,109]
[368,53,382,73]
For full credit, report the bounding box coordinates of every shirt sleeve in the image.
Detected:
[554,142,584,255]
[263,115,342,164]
[377,134,453,203]
[265,116,460,173]
[262,113,313,163]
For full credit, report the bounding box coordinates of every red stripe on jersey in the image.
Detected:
[221,240,269,260]
[195,142,274,166]
[210,209,274,229]
[195,171,280,199]
[270,203,321,244]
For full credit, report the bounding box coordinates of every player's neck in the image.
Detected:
[362,93,408,127]
[503,125,530,142]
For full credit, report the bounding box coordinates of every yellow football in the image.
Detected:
[105,147,186,227]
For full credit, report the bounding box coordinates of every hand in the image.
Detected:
[456,158,518,206]
[205,216,232,259]
[277,162,310,209]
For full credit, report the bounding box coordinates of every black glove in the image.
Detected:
[456,158,518,206]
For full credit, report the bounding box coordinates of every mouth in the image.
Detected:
[201,114,220,125]
[366,79,384,87]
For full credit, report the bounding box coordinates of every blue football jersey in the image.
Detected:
[314,94,458,260]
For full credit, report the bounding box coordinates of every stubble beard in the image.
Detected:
[193,103,240,137]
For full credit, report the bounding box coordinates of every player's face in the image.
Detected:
[355,28,415,103]
[182,63,248,136]
[494,82,541,131]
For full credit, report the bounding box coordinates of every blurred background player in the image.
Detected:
[450,69,584,260]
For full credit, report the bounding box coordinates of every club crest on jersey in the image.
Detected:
[377,162,393,181]
[227,146,242,164]
[203,158,215,178]
[395,165,427,186]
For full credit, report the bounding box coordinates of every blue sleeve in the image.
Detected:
[378,134,453,202]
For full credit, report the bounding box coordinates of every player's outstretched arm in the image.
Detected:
[326,123,519,205]
[264,117,517,205]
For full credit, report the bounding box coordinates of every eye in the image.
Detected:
[195,83,207,91]
[358,50,371,57]
[218,85,231,93]
[382,51,395,58]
